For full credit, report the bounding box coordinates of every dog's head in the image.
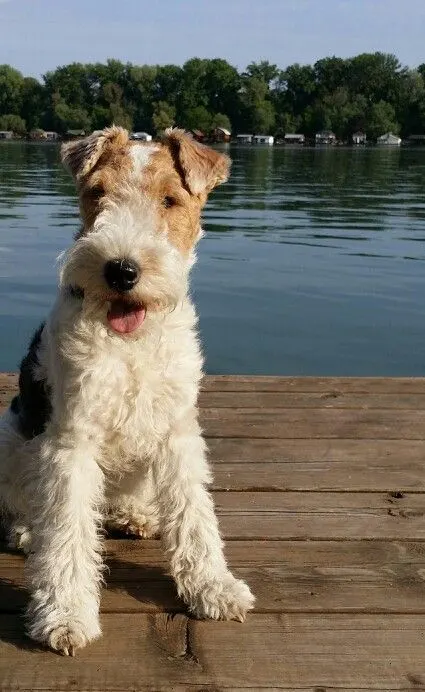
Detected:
[60,126,230,335]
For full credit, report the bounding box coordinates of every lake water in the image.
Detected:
[0,142,425,375]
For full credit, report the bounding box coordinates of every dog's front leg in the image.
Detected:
[155,418,255,621]
[25,435,104,656]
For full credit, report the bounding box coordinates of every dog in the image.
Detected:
[0,127,254,656]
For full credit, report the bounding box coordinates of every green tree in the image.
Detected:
[396,69,425,136]
[0,113,26,135]
[182,105,212,132]
[318,88,367,140]
[179,58,209,117]
[240,76,275,133]
[274,111,300,136]
[43,63,93,111]
[314,57,347,95]
[346,52,403,103]
[126,64,157,131]
[155,65,183,106]
[0,65,24,115]
[210,113,232,131]
[273,64,317,125]
[98,81,132,130]
[91,105,111,131]
[52,94,92,133]
[366,100,400,140]
[20,77,46,131]
[244,61,278,87]
[203,59,240,125]
[152,101,175,133]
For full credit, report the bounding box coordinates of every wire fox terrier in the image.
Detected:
[0,127,254,655]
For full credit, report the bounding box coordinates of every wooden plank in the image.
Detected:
[212,460,425,492]
[5,537,425,567]
[203,375,425,394]
[215,491,425,512]
[200,390,425,409]
[208,437,425,463]
[201,408,425,439]
[208,438,425,490]
[103,538,425,568]
[213,491,425,540]
[0,613,424,690]
[8,688,424,692]
[3,539,425,615]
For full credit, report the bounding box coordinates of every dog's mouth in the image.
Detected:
[107,299,146,334]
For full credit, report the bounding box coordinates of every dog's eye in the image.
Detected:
[90,185,104,201]
[163,196,176,209]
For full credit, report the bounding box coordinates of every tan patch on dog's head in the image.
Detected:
[61,126,134,231]
[144,129,231,252]
[163,128,230,196]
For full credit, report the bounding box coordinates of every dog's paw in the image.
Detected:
[189,574,255,622]
[47,621,99,656]
[7,523,32,554]
[27,612,101,656]
[106,511,159,539]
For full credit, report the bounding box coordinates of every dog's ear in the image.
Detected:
[61,126,129,181]
[163,128,231,196]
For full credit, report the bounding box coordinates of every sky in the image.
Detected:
[0,0,424,78]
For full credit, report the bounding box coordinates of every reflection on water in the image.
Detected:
[0,142,425,374]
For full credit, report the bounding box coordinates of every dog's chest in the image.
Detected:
[43,302,202,472]
[70,329,200,471]
[99,368,191,465]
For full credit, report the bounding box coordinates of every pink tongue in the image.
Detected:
[107,300,146,334]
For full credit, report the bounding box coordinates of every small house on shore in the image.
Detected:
[253,134,274,145]
[29,129,59,141]
[0,131,13,140]
[284,133,305,145]
[236,134,253,144]
[130,132,152,142]
[352,131,366,145]
[212,127,231,143]
[315,130,336,146]
[377,132,401,146]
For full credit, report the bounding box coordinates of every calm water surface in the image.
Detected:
[0,142,425,375]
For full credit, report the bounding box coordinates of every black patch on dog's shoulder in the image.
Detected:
[10,395,20,414]
[14,323,52,439]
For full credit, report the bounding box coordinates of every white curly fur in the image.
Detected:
[0,130,254,656]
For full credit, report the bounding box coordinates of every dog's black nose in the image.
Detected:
[104,258,140,292]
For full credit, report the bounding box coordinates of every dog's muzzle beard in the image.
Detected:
[66,257,147,335]
[61,220,191,335]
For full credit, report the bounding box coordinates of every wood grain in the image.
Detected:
[0,614,424,690]
[201,407,425,439]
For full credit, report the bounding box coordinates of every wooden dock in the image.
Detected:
[0,373,425,690]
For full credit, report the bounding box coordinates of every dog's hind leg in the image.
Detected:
[7,520,32,553]
[0,408,33,552]
[106,467,160,538]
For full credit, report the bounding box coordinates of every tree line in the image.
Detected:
[1,53,425,141]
